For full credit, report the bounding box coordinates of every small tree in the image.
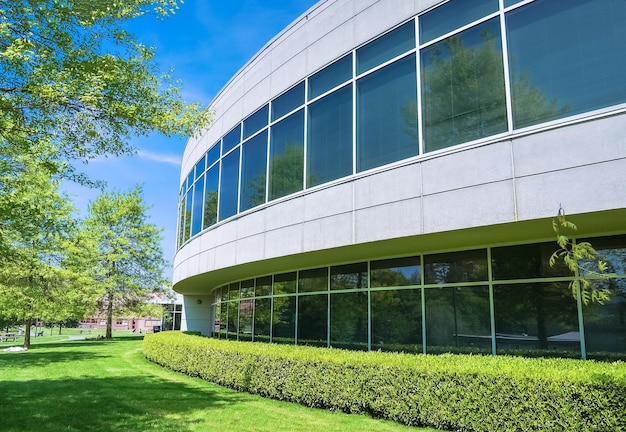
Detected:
[84,186,167,339]
[550,208,612,305]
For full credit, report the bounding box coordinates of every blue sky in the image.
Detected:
[64,0,318,278]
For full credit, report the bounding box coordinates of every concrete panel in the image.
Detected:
[353,0,416,48]
[264,224,303,259]
[423,180,516,234]
[355,198,421,243]
[198,250,215,276]
[236,234,266,265]
[242,76,271,118]
[265,197,305,231]
[513,115,626,177]
[307,23,356,75]
[183,296,213,335]
[302,212,354,250]
[354,163,421,209]
[304,182,353,221]
[213,241,238,269]
[270,51,308,98]
[306,1,354,41]
[422,141,513,195]
[515,159,626,221]
[237,209,267,239]
[213,220,238,247]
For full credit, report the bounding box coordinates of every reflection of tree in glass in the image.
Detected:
[269,143,304,200]
[371,268,420,287]
[371,289,421,352]
[203,190,217,228]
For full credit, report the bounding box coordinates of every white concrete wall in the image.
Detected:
[181,295,214,334]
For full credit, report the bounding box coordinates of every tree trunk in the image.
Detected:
[58,323,62,335]
[23,317,32,350]
[106,290,113,339]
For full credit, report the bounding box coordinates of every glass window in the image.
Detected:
[330,291,368,350]
[419,0,498,44]
[243,104,269,140]
[269,109,304,200]
[218,147,240,221]
[583,278,626,360]
[371,288,422,353]
[254,297,272,342]
[494,282,581,357]
[272,82,305,121]
[274,272,297,295]
[491,242,570,280]
[194,155,206,179]
[309,54,352,100]
[357,21,416,74]
[222,124,241,155]
[272,296,296,344]
[506,0,626,129]
[255,275,273,297]
[186,172,193,191]
[307,84,353,187]
[207,143,220,168]
[226,300,238,340]
[298,294,328,347]
[330,262,367,291]
[371,256,421,287]
[421,18,507,152]
[357,54,418,172]
[190,176,204,236]
[504,0,523,7]
[240,130,268,212]
[219,300,228,338]
[425,286,492,354]
[203,164,219,229]
[298,267,328,293]
[177,195,186,248]
[239,298,253,341]
[579,235,626,276]
[183,192,192,243]
[240,279,254,298]
[424,249,488,284]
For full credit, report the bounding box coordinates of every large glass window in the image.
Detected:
[272,82,304,121]
[298,268,328,293]
[357,54,418,172]
[330,291,368,350]
[506,0,626,129]
[269,110,304,200]
[421,18,507,152]
[419,0,498,44]
[307,84,353,187]
[207,143,220,168]
[371,288,422,353]
[255,275,273,297]
[218,147,240,221]
[425,285,491,354]
[491,242,569,280]
[371,257,421,287]
[583,278,626,360]
[330,262,367,291]
[309,54,352,100]
[194,155,206,179]
[424,249,488,284]
[203,164,219,229]
[183,192,192,243]
[239,298,254,341]
[240,130,268,212]
[254,297,272,343]
[274,272,297,295]
[298,294,328,347]
[243,104,269,140]
[494,282,580,357]
[191,176,204,236]
[272,296,296,344]
[222,125,241,155]
[357,21,415,74]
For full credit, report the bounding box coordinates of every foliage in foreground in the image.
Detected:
[144,332,626,432]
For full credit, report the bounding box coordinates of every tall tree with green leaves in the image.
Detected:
[84,186,167,339]
[0,0,210,182]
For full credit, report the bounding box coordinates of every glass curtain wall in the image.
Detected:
[178,0,626,247]
[212,236,626,360]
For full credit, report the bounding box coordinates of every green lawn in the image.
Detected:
[0,334,436,432]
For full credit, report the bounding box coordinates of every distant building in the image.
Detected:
[174,0,626,359]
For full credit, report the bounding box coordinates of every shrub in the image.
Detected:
[143,332,626,431]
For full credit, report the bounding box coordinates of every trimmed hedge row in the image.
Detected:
[143,332,626,431]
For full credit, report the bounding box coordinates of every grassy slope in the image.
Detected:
[0,335,435,432]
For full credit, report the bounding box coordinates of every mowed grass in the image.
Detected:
[0,335,436,432]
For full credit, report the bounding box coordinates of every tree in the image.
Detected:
[0,154,101,349]
[0,0,210,182]
[550,208,613,305]
[84,186,167,339]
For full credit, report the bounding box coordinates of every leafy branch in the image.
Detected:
[549,207,612,305]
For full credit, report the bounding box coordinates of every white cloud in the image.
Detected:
[137,150,181,166]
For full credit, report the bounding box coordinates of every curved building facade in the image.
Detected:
[174,0,626,359]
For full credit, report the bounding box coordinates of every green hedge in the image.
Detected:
[143,332,626,431]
